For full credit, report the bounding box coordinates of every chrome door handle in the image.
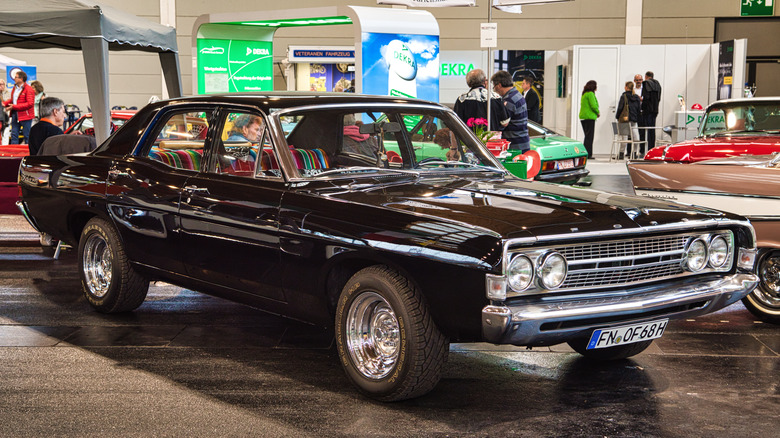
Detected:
[184,185,209,195]
[108,169,129,178]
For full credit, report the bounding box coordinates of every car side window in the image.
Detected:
[214,112,279,178]
[145,110,210,172]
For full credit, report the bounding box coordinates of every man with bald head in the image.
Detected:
[453,68,507,132]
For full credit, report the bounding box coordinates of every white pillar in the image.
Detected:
[625,0,643,45]
[160,0,177,99]
[81,38,110,144]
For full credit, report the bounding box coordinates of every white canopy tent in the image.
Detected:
[0,0,182,143]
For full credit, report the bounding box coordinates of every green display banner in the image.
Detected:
[197,39,273,94]
[740,0,774,16]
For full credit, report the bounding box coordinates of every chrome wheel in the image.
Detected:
[755,254,780,308]
[345,291,401,380]
[82,233,112,298]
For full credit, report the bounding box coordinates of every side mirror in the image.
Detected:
[662,125,673,135]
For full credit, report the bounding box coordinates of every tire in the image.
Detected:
[335,265,448,402]
[742,251,780,324]
[567,338,653,361]
[78,217,149,313]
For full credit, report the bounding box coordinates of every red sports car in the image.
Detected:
[644,97,780,162]
[64,110,137,135]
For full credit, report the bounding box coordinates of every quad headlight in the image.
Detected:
[538,252,567,289]
[685,238,708,272]
[708,235,729,268]
[507,255,534,292]
[504,251,568,293]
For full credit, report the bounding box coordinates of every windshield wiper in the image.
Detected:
[312,166,420,178]
[416,161,507,174]
[712,129,772,136]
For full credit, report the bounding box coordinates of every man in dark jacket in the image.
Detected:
[641,71,662,149]
[28,97,65,155]
[521,77,541,124]
[454,69,507,131]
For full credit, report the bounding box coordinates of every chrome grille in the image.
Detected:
[505,231,735,296]
[557,235,689,261]
[556,235,689,290]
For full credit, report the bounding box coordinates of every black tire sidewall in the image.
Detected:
[335,269,416,399]
[78,219,120,310]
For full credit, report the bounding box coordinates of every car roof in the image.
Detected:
[149,92,445,113]
[706,96,779,109]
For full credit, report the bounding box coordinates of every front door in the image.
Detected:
[177,108,286,303]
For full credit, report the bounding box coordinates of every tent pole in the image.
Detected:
[159,52,183,98]
[81,37,110,144]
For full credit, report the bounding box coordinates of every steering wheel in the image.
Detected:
[415,157,445,167]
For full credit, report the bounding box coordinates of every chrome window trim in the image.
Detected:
[270,103,504,182]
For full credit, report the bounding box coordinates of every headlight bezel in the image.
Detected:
[685,237,709,272]
[506,254,534,292]
[707,234,729,268]
[537,251,568,290]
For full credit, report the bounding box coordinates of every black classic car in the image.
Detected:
[17,93,759,401]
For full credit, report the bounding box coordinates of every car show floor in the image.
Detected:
[1,160,777,437]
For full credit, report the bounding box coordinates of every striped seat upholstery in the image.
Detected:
[290,148,329,170]
[150,148,203,171]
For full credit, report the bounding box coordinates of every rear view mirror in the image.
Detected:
[359,122,402,134]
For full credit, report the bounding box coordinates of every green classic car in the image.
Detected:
[392,116,588,184]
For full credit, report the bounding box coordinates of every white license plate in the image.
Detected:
[555,159,574,170]
[586,319,668,350]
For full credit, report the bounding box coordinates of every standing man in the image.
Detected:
[633,74,645,141]
[453,69,507,131]
[521,77,541,124]
[491,70,530,152]
[641,71,662,149]
[3,71,36,144]
[27,97,65,155]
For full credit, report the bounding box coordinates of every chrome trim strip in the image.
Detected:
[503,219,752,247]
[632,187,780,202]
[15,201,42,233]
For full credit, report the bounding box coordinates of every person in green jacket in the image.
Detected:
[579,80,599,158]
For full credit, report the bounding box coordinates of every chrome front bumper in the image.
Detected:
[482,273,758,346]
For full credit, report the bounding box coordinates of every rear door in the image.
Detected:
[177,106,286,303]
[105,105,216,274]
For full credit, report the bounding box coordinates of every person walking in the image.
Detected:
[616,81,642,158]
[641,71,661,149]
[490,70,529,152]
[579,80,599,158]
[453,69,507,131]
[3,70,36,144]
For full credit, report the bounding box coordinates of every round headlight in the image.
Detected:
[539,252,567,289]
[708,235,729,268]
[686,238,708,272]
[507,255,534,291]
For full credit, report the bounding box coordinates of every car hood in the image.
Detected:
[322,176,734,241]
[657,135,780,162]
[530,135,588,160]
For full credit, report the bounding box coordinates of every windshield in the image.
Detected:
[273,106,504,178]
[699,101,780,136]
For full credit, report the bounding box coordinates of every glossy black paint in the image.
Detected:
[18,93,756,342]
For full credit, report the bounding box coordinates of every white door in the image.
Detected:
[573,47,619,157]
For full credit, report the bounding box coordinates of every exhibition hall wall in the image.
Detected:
[543,41,747,156]
[0,0,774,114]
